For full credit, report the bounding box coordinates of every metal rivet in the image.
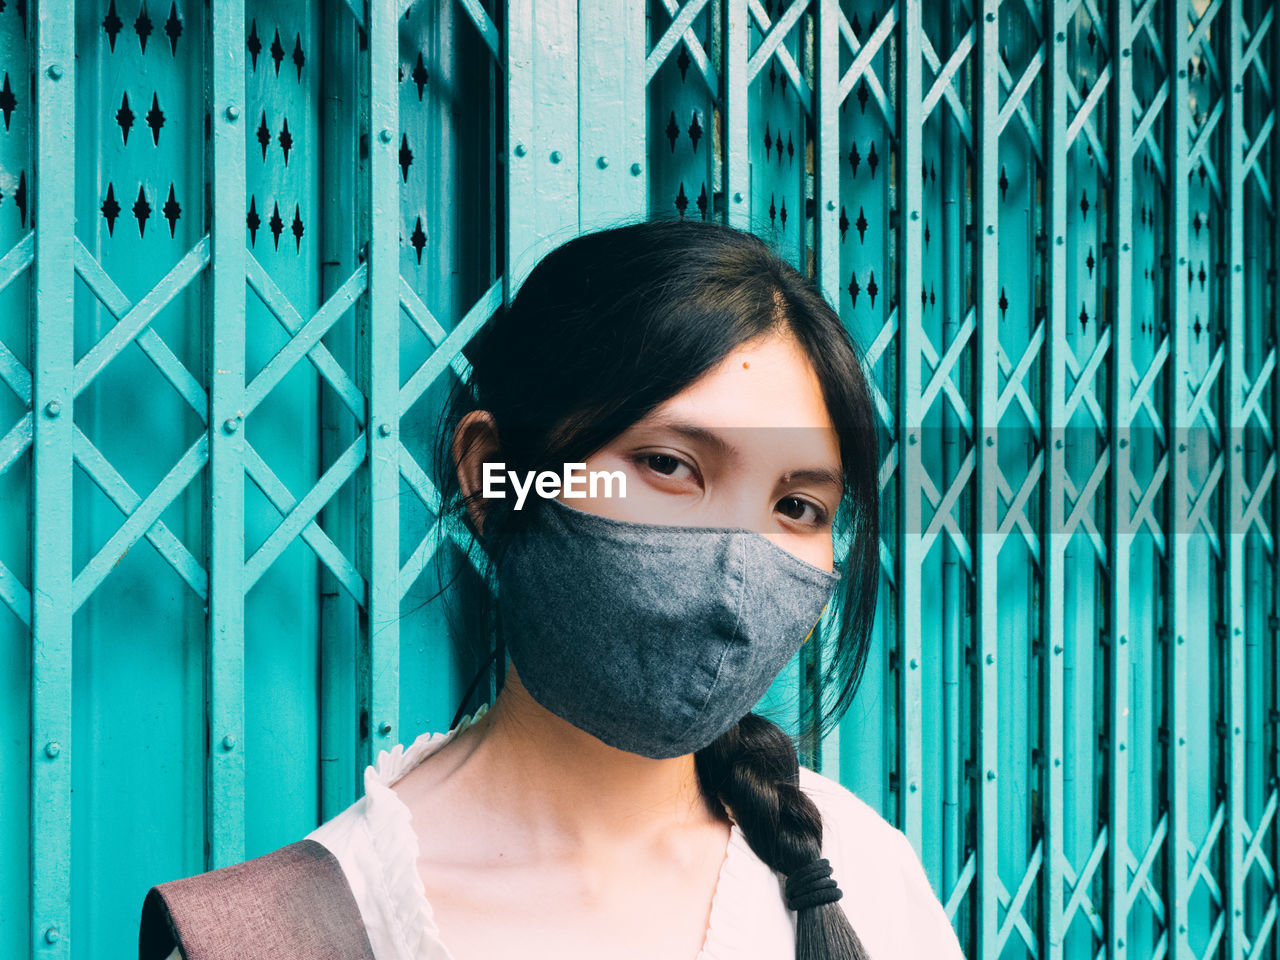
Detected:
[985,11,994,21]
[1178,442,1187,452]
[225,104,240,121]
[1178,256,1186,264]
[44,926,59,944]
[733,191,744,203]
[221,735,236,751]
[910,210,920,221]
[379,128,393,143]
[378,721,393,736]
[513,142,526,157]
[985,436,994,446]
[630,162,642,176]
[378,423,391,437]
[909,781,918,793]
[1056,236,1064,245]
[986,653,995,665]
[1121,242,1130,251]
[1234,264,1242,273]
[1054,757,1061,767]
[1235,83,1243,93]
[1178,736,1186,745]
[1055,438,1064,449]
[1119,742,1126,751]
[1177,635,1185,645]
[47,64,63,80]
[550,150,562,163]
[1119,635,1127,645]
[596,155,609,169]
[44,400,61,418]
[1122,47,1131,57]
[1056,31,1066,42]
[986,770,996,781]
[1235,726,1241,735]
[826,200,836,211]
[1118,939,1125,949]
[1179,925,1187,934]
[909,658,918,670]
[1119,438,1128,448]
[1053,644,1063,655]
[223,418,239,434]
[1178,69,1187,78]
[45,741,60,759]
[986,225,994,235]
[907,433,917,445]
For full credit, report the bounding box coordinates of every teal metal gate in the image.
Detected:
[2,0,1279,957]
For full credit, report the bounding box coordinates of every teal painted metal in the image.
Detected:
[31,8,75,960]
[4,1,1280,958]
[207,0,247,873]
[1166,3,1191,956]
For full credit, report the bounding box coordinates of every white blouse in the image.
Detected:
[164,704,966,959]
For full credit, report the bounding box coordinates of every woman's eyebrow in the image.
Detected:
[634,416,738,461]
[634,416,842,487]
[779,468,844,489]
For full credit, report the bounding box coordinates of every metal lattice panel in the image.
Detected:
[1,1,1279,958]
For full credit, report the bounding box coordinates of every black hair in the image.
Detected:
[426,216,879,959]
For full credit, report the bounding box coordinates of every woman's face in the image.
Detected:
[556,330,843,573]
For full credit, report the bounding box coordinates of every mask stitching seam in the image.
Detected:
[664,534,751,751]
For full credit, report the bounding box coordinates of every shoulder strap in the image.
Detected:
[138,838,377,960]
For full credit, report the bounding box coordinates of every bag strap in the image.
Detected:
[138,838,377,960]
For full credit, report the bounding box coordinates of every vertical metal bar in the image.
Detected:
[206,0,247,870]
[504,0,578,297]
[1270,0,1280,946]
[974,0,1000,954]
[29,2,74,954]
[896,0,924,850]
[318,0,359,820]
[358,0,401,764]
[1106,2,1135,956]
[937,3,964,901]
[1043,4,1069,957]
[577,3,646,229]
[1224,1,1247,954]
[1164,0,1191,953]
[723,0,749,231]
[813,0,839,310]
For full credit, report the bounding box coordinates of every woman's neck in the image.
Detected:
[393,663,722,867]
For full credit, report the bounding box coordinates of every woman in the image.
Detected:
[143,218,964,959]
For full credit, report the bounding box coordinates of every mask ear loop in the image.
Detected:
[801,601,830,644]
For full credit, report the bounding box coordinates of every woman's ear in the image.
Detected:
[453,410,501,537]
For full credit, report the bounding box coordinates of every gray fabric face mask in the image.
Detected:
[494,495,842,759]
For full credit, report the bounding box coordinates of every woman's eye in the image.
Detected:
[778,496,829,527]
[638,453,696,481]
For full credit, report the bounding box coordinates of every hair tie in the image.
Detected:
[784,857,843,911]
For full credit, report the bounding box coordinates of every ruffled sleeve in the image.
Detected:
[306,704,492,960]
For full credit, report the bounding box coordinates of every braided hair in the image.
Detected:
[428,216,882,959]
[697,715,870,958]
